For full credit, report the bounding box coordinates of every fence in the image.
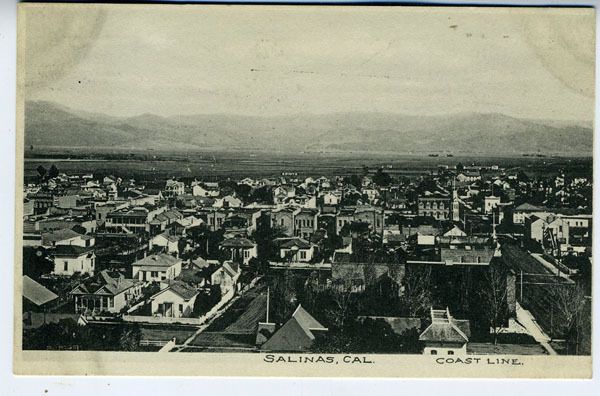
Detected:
[122,315,203,326]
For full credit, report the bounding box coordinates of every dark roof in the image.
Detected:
[132,254,180,269]
[23,276,58,306]
[41,229,82,243]
[71,270,136,296]
[261,305,327,352]
[53,245,94,257]
[220,237,255,248]
[279,238,312,249]
[152,281,198,301]
[23,312,87,330]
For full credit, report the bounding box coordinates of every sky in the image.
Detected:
[22,4,595,121]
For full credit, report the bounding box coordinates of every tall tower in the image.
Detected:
[451,177,460,222]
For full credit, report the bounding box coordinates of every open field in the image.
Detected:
[23,148,592,183]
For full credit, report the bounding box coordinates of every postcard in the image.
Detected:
[14,3,594,378]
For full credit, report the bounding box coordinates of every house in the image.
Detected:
[213,195,243,208]
[273,185,296,205]
[271,207,300,236]
[41,229,94,248]
[23,312,88,330]
[527,215,570,247]
[70,270,142,314]
[150,232,180,255]
[105,205,168,234]
[419,308,471,355]
[512,203,545,224]
[483,195,501,214]
[131,254,182,282]
[456,171,481,183]
[219,236,257,265]
[148,209,184,235]
[22,275,58,312]
[52,245,96,276]
[192,183,220,197]
[321,191,341,206]
[149,281,199,318]
[211,261,241,294]
[294,208,318,239]
[164,179,185,197]
[278,238,316,263]
[438,236,495,265]
[443,225,467,237]
[261,305,328,352]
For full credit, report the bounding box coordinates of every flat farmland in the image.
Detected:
[24,148,589,182]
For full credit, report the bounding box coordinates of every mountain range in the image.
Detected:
[24,101,593,155]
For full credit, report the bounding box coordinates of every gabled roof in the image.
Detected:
[132,254,181,269]
[41,228,82,243]
[151,281,198,301]
[261,305,327,352]
[53,245,94,257]
[419,309,471,343]
[71,270,136,296]
[23,276,58,306]
[279,238,312,249]
[514,203,544,212]
[222,262,240,278]
[220,236,255,248]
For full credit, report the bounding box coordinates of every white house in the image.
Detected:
[150,233,180,255]
[443,225,467,237]
[279,238,315,263]
[42,229,95,248]
[419,308,471,356]
[528,215,570,246]
[213,195,243,208]
[321,191,341,206]
[150,281,199,318]
[71,270,142,314]
[164,180,185,197]
[192,183,220,197]
[211,262,241,294]
[131,254,182,282]
[483,195,501,214]
[219,236,257,265]
[52,245,96,276]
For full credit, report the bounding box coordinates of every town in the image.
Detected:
[21,156,592,356]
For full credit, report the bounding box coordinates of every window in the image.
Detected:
[109,298,114,308]
[448,351,454,355]
[64,261,68,271]
[244,250,250,258]
[179,304,184,313]
[300,251,307,260]
[151,271,159,278]
[430,350,437,355]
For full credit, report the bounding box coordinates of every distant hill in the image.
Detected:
[24,101,593,155]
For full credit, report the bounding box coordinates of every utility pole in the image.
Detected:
[520,270,524,301]
[266,286,270,323]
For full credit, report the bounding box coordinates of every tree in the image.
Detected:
[477,264,509,344]
[400,265,432,317]
[548,283,588,340]
[48,164,60,179]
[456,162,464,172]
[373,168,392,187]
[118,323,142,351]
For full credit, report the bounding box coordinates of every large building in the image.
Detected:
[417,191,451,221]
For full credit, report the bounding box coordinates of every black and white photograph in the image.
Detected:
[13,3,594,378]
